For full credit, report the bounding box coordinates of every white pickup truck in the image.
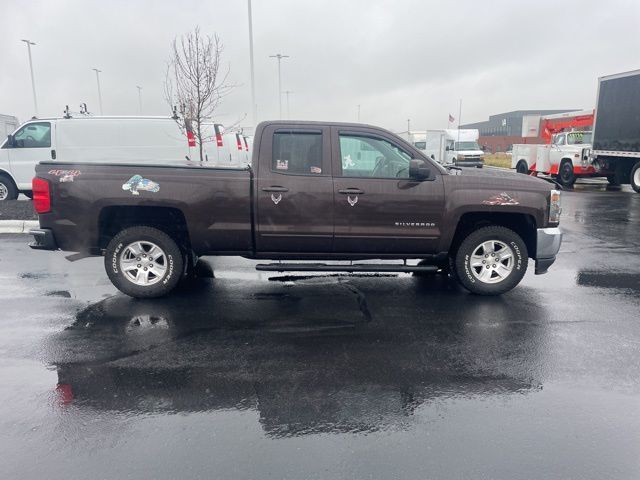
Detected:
[511,131,597,187]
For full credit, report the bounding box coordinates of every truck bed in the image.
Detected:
[35,161,253,255]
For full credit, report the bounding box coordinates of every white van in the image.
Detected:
[0,116,192,200]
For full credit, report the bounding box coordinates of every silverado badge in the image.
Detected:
[122,175,160,196]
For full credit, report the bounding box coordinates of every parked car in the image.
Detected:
[0,116,192,200]
[30,120,562,298]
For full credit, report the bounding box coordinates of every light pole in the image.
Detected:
[269,53,289,119]
[357,104,361,122]
[284,90,293,119]
[21,39,38,116]
[136,85,143,114]
[92,68,103,115]
[247,0,257,128]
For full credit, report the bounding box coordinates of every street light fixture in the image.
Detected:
[21,39,38,116]
[269,53,289,119]
[92,68,103,115]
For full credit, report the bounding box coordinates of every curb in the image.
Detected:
[0,220,39,234]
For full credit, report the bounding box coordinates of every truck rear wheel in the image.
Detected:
[631,161,640,193]
[454,226,528,295]
[105,226,184,298]
[557,160,576,187]
[516,160,528,174]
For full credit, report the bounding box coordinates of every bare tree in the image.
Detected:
[164,27,234,161]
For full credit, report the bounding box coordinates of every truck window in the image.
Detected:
[339,134,411,179]
[566,132,592,145]
[272,131,323,175]
[11,122,51,148]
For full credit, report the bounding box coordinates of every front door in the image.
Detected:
[255,125,334,253]
[332,127,445,254]
[5,121,53,190]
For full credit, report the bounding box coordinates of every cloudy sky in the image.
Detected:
[1,0,639,133]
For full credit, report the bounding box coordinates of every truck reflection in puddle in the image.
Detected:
[49,276,548,437]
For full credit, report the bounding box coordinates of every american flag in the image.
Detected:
[448,114,455,123]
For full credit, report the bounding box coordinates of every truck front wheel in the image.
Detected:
[0,174,18,201]
[105,226,184,298]
[631,161,640,193]
[557,160,576,187]
[454,226,528,295]
[516,160,528,174]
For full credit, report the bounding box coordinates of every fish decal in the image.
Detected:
[482,192,519,206]
[122,175,160,196]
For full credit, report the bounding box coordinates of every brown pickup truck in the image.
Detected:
[29,120,563,298]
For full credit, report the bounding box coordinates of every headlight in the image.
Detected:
[457,154,465,160]
[549,189,562,223]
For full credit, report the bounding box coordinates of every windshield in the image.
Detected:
[566,132,592,145]
[454,141,480,151]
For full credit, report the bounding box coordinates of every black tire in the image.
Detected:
[454,226,528,295]
[631,161,640,193]
[557,160,575,187]
[105,226,184,298]
[516,160,528,175]
[0,174,18,201]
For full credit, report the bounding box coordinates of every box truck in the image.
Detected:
[587,69,640,192]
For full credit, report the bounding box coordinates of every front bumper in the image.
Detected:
[535,227,562,274]
[29,228,58,250]
[455,159,484,168]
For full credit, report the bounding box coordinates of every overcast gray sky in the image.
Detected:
[1,0,639,132]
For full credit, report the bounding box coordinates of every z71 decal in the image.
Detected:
[122,175,160,196]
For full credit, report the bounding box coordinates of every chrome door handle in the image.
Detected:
[338,188,364,195]
[261,186,289,192]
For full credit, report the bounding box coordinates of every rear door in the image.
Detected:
[255,125,334,253]
[331,126,445,254]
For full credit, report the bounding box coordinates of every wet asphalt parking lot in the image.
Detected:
[1,181,639,480]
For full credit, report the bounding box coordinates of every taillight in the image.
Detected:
[32,177,51,214]
[187,130,196,147]
[216,133,223,147]
[236,134,242,151]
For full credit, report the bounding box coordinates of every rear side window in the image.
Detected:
[272,131,323,175]
[12,122,51,148]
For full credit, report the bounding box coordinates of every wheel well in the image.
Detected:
[450,212,537,258]
[98,206,191,252]
[0,169,17,187]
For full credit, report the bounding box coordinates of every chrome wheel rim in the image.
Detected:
[469,240,514,284]
[634,168,640,188]
[119,241,168,286]
[0,182,8,200]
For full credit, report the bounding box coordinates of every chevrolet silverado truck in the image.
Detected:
[29,121,563,298]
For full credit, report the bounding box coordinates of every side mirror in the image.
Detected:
[6,134,14,148]
[445,146,450,151]
[409,159,430,180]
